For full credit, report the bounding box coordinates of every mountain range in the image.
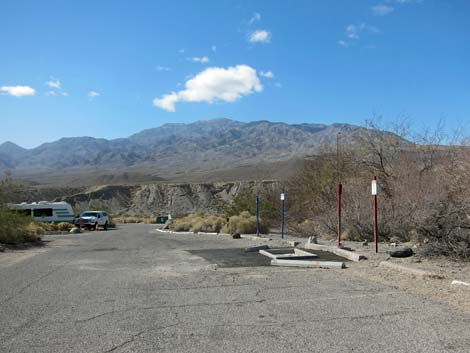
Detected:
[0,118,392,186]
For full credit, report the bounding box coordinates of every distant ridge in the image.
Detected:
[0,118,406,185]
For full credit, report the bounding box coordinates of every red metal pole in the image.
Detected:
[337,182,342,247]
[373,176,378,253]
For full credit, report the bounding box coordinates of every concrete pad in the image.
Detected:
[259,250,318,260]
[271,258,346,269]
[303,243,366,262]
[244,244,271,253]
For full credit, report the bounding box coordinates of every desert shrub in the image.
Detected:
[57,222,73,231]
[285,118,470,260]
[191,215,225,233]
[142,217,156,224]
[170,212,269,234]
[224,190,278,228]
[171,215,225,233]
[24,222,46,237]
[221,211,269,234]
[0,209,32,244]
[112,216,156,224]
[49,223,59,231]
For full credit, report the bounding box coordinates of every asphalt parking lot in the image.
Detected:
[0,224,469,353]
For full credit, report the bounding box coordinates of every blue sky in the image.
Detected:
[1,0,469,148]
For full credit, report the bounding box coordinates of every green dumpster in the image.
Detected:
[156,216,169,224]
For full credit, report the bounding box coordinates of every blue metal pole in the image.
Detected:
[281,198,285,240]
[256,194,260,237]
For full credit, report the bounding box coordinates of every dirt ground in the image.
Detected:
[327,239,470,315]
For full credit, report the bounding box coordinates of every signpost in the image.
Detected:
[256,194,260,237]
[372,176,378,253]
[280,192,285,240]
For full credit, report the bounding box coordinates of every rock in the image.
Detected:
[289,241,301,247]
[388,247,414,258]
[389,236,401,244]
[362,240,368,246]
[232,233,241,239]
[390,242,398,247]
[70,227,81,234]
[0,245,5,252]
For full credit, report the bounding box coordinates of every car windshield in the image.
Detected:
[81,212,99,217]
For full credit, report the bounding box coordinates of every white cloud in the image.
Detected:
[260,71,274,78]
[346,25,360,40]
[155,65,171,71]
[248,12,261,25]
[346,23,379,40]
[46,79,61,89]
[249,30,271,43]
[62,92,69,96]
[337,40,349,47]
[178,48,185,54]
[395,0,423,3]
[211,45,217,52]
[372,4,394,15]
[191,56,210,64]
[153,65,263,112]
[0,85,36,97]
[45,90,57,96]
[88,90,100,99]
[274,82,282,88]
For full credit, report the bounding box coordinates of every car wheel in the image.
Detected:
[103,222,108,231]
[93,223,98,231]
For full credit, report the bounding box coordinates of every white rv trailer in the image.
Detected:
[9,201,75,223]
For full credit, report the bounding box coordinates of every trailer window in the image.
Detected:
[18,209,32,216]
[33,208,53,217]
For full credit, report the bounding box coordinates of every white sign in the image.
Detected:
[371,180,377,195]
[280,193,285,201]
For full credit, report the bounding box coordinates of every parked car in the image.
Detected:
[75,211,109,230]
[8,201,75,223]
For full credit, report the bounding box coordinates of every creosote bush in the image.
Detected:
[0,210,39,244]
[171,211,269,234]
[112,216,156,224]
[285,117,470,260]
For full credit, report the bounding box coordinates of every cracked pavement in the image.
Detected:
[1,224,469,352]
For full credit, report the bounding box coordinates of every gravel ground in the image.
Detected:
[1,224,469,353]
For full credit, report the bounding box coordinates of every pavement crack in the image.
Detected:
[103,331,144,353]
[75,308,130,323]
[0,262,69,306]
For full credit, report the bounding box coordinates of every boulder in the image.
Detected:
[232,233,241,239]
[70,227,81,234]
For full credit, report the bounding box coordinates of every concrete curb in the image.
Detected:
[245,245,271,253]
[294,248,318,257]
[155,229,177,234]
[241,234,273,241]
[379,261,444,279]
[270,258,346,269]
[451,280,470,287]
[303,243,367,262]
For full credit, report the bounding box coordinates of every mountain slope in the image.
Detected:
[0,141,27,169]
[0,118,407,184]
